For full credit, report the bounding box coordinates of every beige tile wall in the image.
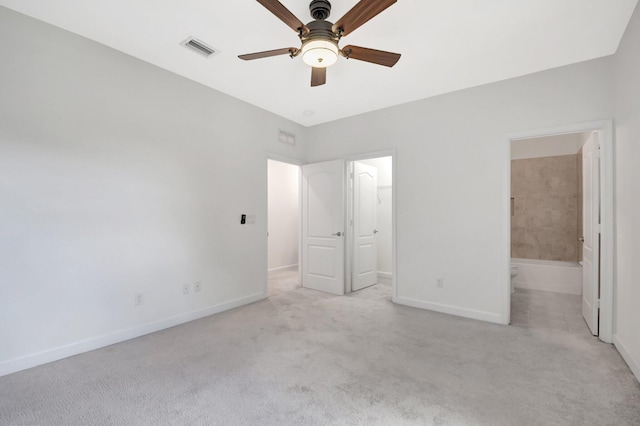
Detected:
[511,154,580,262]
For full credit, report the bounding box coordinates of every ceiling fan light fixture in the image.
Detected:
[301,39,339,68]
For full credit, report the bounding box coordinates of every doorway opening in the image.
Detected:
[267,158,301,294]
[504,120,613,343]
[509,132,590,334]
[294,151,396,299]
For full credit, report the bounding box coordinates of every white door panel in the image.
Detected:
[302,160,345,295]
[582,131,600,336]
[308,172,333,237]
[352,162,378,291]
[308,245,336,277]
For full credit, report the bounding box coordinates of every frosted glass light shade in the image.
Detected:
[301,39,339,68]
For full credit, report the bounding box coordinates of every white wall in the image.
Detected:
[307,58,614,324]
[358,157,393,276]
[613,3,640,380]
[511,132,589,160]
[0,7,305,376]
[267,160,299,271]
[2,2,638,384]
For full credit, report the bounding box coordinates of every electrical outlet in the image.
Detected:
[183,283,190,295]
[436,278,444,288]
[134,293,144,306]
[194,281,202,292]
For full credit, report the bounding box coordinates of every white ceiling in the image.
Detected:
[1,0,637,126]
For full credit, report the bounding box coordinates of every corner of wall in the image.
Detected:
[613,334,640,382]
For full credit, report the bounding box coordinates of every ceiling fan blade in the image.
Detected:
[238,47,297,61]
[257,0,308,33]
[341,45,401,67]
[311,67,326,87]
[332,0,396,37]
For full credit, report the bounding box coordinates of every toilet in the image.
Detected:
[510,264,519,293]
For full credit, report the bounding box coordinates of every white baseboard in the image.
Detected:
[377,271,392,278]
[0,291,267,378]
[268,264,298,272]
[513,279,581,295]
[394,296,503,324]
[613,334,640,382]
[511,261,582,295]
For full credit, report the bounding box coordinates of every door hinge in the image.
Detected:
[596,299,600,309]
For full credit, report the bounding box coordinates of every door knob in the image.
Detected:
[579,236,585,242]
[332,232,342,237]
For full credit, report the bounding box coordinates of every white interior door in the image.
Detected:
[301,160,345,295]
[582,131,600,335]
[352,162,378,291]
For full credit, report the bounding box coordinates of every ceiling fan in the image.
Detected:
[239,0,401,87]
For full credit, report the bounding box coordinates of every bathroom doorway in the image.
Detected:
[504,120,614,343]
[509,132,588,334]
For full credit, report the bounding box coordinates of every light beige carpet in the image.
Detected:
[1,269,639,425]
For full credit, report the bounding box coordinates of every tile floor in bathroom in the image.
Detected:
[510,287,592,335]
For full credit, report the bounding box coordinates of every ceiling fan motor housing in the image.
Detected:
[309,0,331,21]
[303,20,336,41]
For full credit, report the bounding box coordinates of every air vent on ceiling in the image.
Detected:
[182,37,218,58]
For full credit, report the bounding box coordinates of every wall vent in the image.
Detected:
[182,37,218,57]
[278,130,296,146]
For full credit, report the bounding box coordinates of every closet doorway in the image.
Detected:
[267,158,301,293]
[347,156,394,294]
[267,151,397,300]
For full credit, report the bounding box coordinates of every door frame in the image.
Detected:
[266,153,303,295]
[345,150,397,299]
[266,150,397,300]
[503,120,614,343]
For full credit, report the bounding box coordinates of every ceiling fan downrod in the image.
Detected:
[309,0,332,21]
